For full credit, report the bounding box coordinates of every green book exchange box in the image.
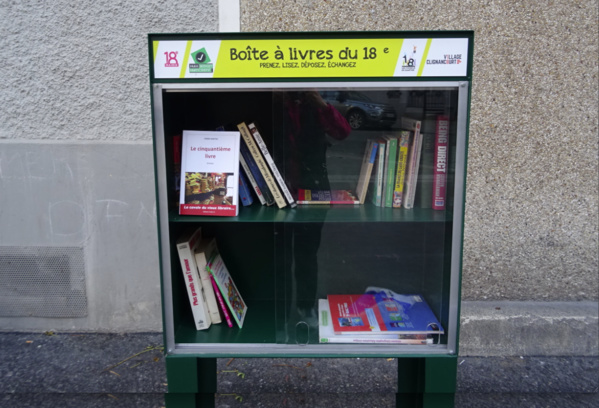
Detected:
[148,31,474,407]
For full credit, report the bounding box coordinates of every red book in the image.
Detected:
[433,115,449,210]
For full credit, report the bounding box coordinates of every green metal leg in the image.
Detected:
[165,356,217,408]
[396,357,457,408]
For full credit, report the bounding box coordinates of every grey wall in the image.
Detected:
[0,0,597,338]
[239,0,599,301]
[0,0,218,331]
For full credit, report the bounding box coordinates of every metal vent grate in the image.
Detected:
[0,246,87,318]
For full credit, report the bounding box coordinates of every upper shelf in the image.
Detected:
[169,204,452,223]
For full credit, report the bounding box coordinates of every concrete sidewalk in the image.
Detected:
[0,332,597,408]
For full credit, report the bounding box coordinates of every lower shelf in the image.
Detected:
[172,300,451,357]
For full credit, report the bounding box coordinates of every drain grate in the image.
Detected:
[0,246,87,318]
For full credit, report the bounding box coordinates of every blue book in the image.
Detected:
[240,138,274,206]
[238,168,254,206]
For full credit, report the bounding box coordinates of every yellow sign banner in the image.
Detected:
[213,39,404,78]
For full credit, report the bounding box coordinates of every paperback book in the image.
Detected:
[392,130,411,208]
[179,130,240,216]
[207,251,248,328]
[193,237,222,324]
[401,117,423,209]
[176,227,212,330]
[433,115,450,210]
[318,300,431,345]
[327,291,444,335]
[355,139,378,204]
[248,122,296,208]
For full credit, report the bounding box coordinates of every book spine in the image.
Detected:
[433,115,449,210]
[176,232,211,330]
[248,123,296,208]
[207,253,247,328]
[416,132,435,209]
[237,122,287,208]
[240,139,274,205]
[371,140,385,206]
[238,169,254,207]
[239,154,266,205]
[210,274,233,328]
[392,131,410,208]
[194,243,222,325]
[384,137,398,207]
[402,119,422,209]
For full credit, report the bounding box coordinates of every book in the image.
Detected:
[239,150,267,205]
[370,138,386,206]
[327,292,443,335]
[240,138,273,206]
[237,122,287,209]
[318,300,430,345]
[210,274,234,328]
[296,189,360,205]
[248,122,296,208]
[238,169,254,207]
[401,117,423,209]
[392,130,411,208]
[176,228,212,330]
[207,251,248,328]
[416,131,435,209]
[193,237,222,324]
[355,139,378,204]
[383,135,399,207]
[433,115,450,210]
[179,130,241,216]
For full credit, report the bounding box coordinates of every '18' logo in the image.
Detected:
[164,51,179,68]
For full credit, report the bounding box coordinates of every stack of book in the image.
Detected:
[318,289,444,345]
[176,227,248,330]
[237,122,296,209]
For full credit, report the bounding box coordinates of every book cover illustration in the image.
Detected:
[318,300,430,345]
[176,227,212,330]
[207,252,247,328]
[179,130,240,216]
[296,189,360,205]
[327,290,443,335]
[433,115,450,210]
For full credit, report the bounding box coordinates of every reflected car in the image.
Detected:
[321,91,397,130]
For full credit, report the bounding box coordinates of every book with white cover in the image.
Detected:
[176,227,212,330]
[194,237,222,324]
[179,130,240,216]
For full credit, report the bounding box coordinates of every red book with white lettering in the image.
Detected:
[176,227,212,330]
[179,130,240,216]
[433,115,449,210]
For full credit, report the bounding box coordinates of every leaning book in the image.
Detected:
[176,227,212,330]
[207,251,248,328]
[179,130,241,216]
[327,293,443,335]
[318,300,430,345]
